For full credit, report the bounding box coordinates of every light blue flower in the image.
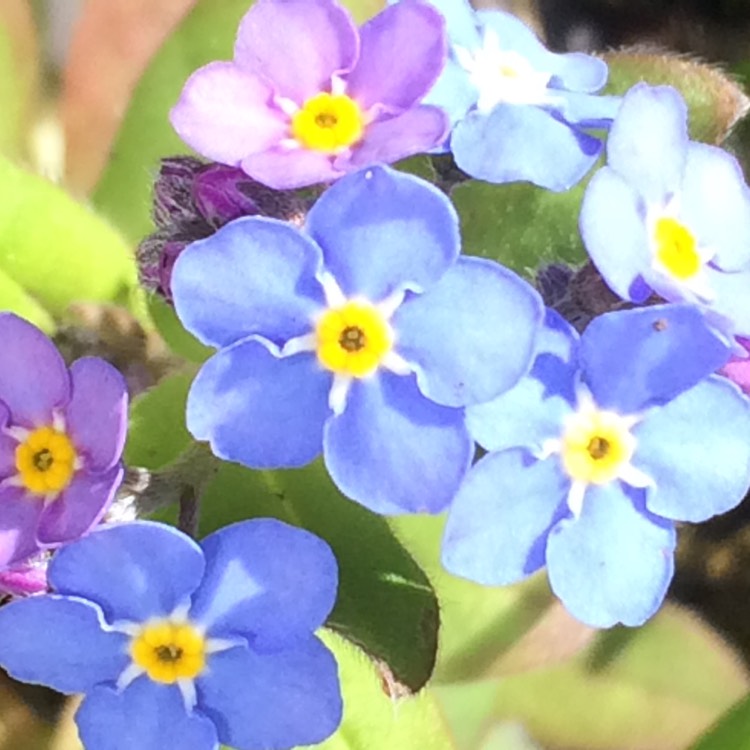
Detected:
[443,304,750,627]
[171,166,543,515]
[391,0,620,190]
[0,519,342,750]
[580,82,750,342]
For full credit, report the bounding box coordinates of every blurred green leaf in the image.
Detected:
[395,155,438,182]
[0,265,53,332]
[690,693,750,750]
[450,179,589,280]
[93,0,385,243]
[0,155,138,318]
[148,294,211,363]
[604,50,750,144]
[0,25,22,157]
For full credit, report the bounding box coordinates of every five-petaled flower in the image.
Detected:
[0,314,127,569]
[442,304,750,627]
[0,519,342,750]
[390,0,620,190]
[170,0,449,190]
[580,83,750,342]
[171,166,543,514]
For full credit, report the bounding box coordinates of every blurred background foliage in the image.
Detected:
[4,1,750,749]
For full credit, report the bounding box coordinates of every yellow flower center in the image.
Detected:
[15,426,77,496]
[130,620,206,684]
[560,408,635,485]
[291,93,365,153]
[654,217,701,280]
[315,301,393,378]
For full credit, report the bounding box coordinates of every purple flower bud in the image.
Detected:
[152,156,205,228]
[192,163,260,227]
[0,554,50,599]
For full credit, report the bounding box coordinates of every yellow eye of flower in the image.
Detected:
[291,92,365,153]
[560,408,636,485]
[130,620,206,684]
[315,301,393,378]
[15,426,77,496]
[654,217,701,280]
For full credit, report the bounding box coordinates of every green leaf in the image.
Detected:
[93,0,385,243]
[690,694,750,750]
[603,50,750,144]
[450,178,589,280]
[148,294,212,363]
[198,460,439,692]
[0,265,54,331]
[0,155,138,316]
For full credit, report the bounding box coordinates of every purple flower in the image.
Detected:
[170,0,449,189]
[720,337,750,395]
[0,314,127,568]
[0,553,49,598]
[0,519,342,750]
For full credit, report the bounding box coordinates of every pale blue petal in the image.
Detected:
[442,450,569,585]
[706,265,750,337]
[191,519,337,648]
[547,484,676,627]
[633,377,750,522]
[580,304,730,413]
[409,0,480,50]
[0,596,128,693]
[423,59,477,128]
[197,639,341,750]
[324,373,472,514]
[452,106,601,192]
[49,522,205,623]
[305,166,459,299]
[187,340,330,469]
[394,257,542,407]
[172,217,324,349]
[553,91,621,127]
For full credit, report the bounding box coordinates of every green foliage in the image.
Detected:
[148,295,212,363]
[0,24,23,157]
[690,693,750,750]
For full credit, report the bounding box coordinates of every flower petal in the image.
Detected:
[305,165,459,299]
[0,486,43,567]
[579,166,652,302]
[606,83,688,203]
[546,484,676,627]
[346,1,446,111]
[48,522,205,624]
[0,596,128,693]
[344,106,449,169]
[452,105,602,192]
[197,639,341,750]
[65,358,127,472]
[190,519,337,646]
[172,217,324,349]
[323,373,472,514]
[633,377,750,522]
[187,341,330,469]
[77,680,217,750]
[170,62,288,165]
[414,0,480,50]
[37,467,122,548]
[234,0,358,104]
[241,147,346,190]
[423,59,477,128]
[0,313,69,427]
[554,91,622,127]
[580,304,730,414]
[443,450,569,585]
[394,257,543,407]
[680,143,750,271]
[705,265,750,337]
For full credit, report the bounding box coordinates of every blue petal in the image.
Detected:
[172,217,324,349]
[452,106,602,192]
[579,166,652,302]
[423,59,478,128]
[633,377,750,522]
[49,522,204,623]
[442,450,570,585]
[580,304,731,413]
[606,83,688,204]
[0,596,128,693]
[304,166,459,299]
[680,143,750,271]
[422,0,481,50]
[190,519,337,648]
[77,679,217,750]
[706,265,750,338]
[323,373,472,514]
[394,257,542,407]
[197,639,342,750]
[553,91,621,127]
[546,484,676,627]
[187,340,330,468]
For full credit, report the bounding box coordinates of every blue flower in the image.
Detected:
[171,166,543,515]
[442,304,750,627]
[390,0,620,190]
[0,519,342,750]
[580,83,750,341]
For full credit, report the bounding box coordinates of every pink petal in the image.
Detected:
[0,486,43,568]
[242,147,346,189]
